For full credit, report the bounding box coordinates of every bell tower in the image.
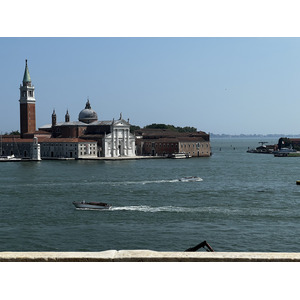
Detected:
[19,59,36,138]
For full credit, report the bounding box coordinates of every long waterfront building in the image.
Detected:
[135,129,211,157]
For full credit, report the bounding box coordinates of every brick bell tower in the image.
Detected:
[19,59,36,138]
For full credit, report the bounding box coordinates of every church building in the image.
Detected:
[1,60,136,159]
[39,100,136,158]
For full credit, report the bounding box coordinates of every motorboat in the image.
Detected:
[170,153,189,159]
[179,176,203,182]
[247,142,274,154]
[73,201,111,210]
[273,147,297,157]
[0,154,21,162]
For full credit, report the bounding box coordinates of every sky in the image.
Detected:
[2,37,300,135]
[1,1,300,136]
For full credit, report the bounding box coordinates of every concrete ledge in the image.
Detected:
[2,251,300,262]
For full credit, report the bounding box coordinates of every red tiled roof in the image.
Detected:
[0,136,97,143]
[177,137,206,142]
[1,136,33,143]
[38,138,97,143]
[135,129,209,139]
[138,136,206,143]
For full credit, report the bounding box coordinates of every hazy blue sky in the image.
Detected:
[1,37,300,135]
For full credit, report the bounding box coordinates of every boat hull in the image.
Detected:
[73,201,111,210]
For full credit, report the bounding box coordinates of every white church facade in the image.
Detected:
[103,118,136,157]
[1,60,136,160]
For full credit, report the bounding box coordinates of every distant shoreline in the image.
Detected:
[210,134,300,139]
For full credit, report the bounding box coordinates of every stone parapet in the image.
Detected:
[1,250,300,262]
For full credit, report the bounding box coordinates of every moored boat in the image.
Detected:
[247,142,274,154]
[73,201,111,210]
[273,147,297,157]
[170,153,189,159]
[0,154,22,162]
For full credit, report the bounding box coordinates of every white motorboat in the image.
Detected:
[0,154,21,162]
[170,153,189,159]
[273,147,297,157]
[73,201,111,210]
[179,176,203,182]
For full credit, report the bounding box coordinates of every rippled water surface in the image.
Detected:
[1,138,300,252]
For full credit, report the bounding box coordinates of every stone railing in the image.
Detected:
[1,250,300,262]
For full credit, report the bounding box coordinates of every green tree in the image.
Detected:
[144,123,197,132]
[130,125,140,133]
[9,130,20,135]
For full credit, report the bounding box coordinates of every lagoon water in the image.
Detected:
[1,138,300,252]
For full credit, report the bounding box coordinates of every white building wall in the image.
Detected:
[41,141,97,159]
[77,142,98,158]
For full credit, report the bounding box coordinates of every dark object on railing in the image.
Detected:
[185,240,214,252]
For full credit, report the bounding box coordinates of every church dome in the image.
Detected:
[78,100,98,124]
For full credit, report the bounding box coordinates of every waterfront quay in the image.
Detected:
[44,155,166,161]
[79,155,165,160]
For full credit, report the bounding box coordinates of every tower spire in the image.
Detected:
[23,59,31,86]
[52,109,57,127]
[19,59,36,138]
[65,109,70,122]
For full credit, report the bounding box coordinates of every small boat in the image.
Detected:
[247,142,274,154]
[273,147,297,157]
[179,176,203,182]
[170,153,189,159]
[0,154,22,162]
[73,201,111,210]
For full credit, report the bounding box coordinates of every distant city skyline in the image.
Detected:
[1,37,300,135]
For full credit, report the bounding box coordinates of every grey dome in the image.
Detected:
[78,100,98,124]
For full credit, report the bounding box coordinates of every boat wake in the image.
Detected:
[110,206,242,214]
[24,177,203,188]
[110,205,195,213]
[110,177,203,186]
[75,205,275,216]
[111,179,179,186]
[74,205,188,212]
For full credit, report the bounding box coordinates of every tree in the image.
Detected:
[144,123,172,130]
[9,130,20,135]
[144,123,197,132]
[130,125,140,133]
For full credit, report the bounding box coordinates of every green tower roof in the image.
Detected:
[23,59,31,83]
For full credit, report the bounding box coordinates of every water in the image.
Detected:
[1,138,300,252]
